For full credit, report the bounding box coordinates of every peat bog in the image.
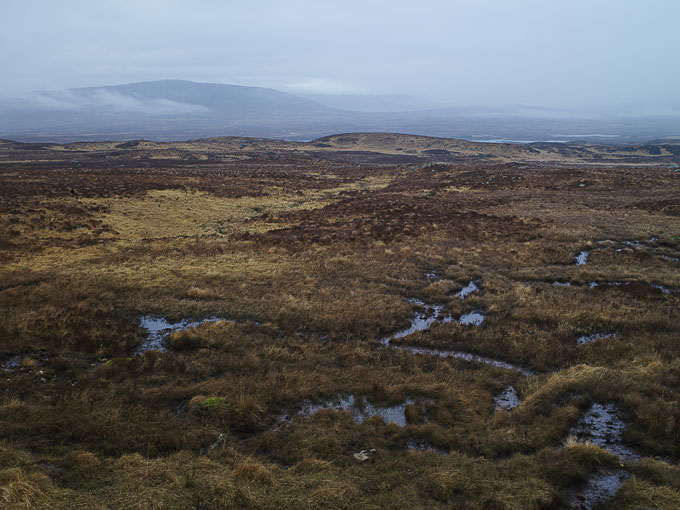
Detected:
[1,135,679,509]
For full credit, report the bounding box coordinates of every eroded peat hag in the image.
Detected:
[1,137,679,509]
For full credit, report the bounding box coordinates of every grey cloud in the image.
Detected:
[0,0,679,111]
[15,89,210,115]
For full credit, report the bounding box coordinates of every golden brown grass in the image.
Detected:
[0,139,679,508]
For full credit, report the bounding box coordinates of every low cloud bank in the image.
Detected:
[7,89,211,115]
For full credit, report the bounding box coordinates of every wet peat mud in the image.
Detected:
[564,403,640,509]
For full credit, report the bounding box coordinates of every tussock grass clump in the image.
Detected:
[0,469,53,510]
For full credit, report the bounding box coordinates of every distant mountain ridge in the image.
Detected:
[59,80,337,114]
[0,80,678,143]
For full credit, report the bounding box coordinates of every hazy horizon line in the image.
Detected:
[1,78,679,118]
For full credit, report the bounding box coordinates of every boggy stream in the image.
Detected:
[379,297,535,376]
[134,277,531,379]
[565,403,640,509]
[567,403,639,462]
[390,344,535,376]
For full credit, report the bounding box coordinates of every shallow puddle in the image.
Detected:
[567,403,639,461]
[575,251,590,265]
[577,333,616,346]
[553,281,571,287]
[135,316,229,354]
[651,284,672,294]
[568,468,630,510]
[278,394,422,427]
[459,311,485,326]
[494,386,521,411]
[2,355,21,373]
[588,281,624,289]
[454,280,478,299]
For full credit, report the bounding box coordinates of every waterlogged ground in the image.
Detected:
[1,139,679,509]
[569,469,630,510]
[275,394,424,428]
[494,386,521,411]
[136,316,229,354]
[563,403,640,509]
[567,403,639,462]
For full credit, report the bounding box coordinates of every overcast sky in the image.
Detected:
[1,0,678,110]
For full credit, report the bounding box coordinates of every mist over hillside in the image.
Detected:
[1,80,678,143]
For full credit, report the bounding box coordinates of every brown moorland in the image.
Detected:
[0,134,679,509]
